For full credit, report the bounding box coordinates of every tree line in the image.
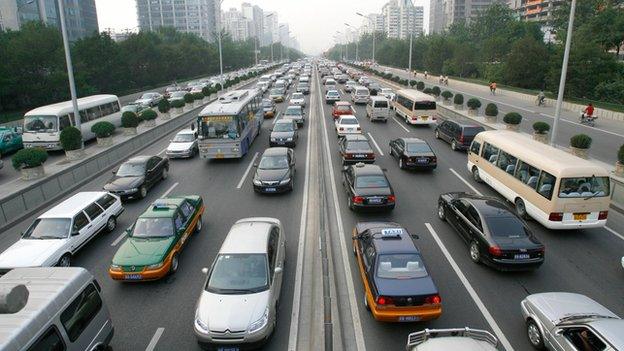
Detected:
[327,1,624,105]
[0,22,303,116]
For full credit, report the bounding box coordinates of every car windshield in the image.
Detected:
[206,254,269,294]
[23,218,70,239]
[262,100,273,107]
[24,115,58,132]
[340,118,358,125]
[274,123,294,132]
[336,105,351,112]
[406,143,432,153]
[270,89,282,95]
[140,93,155,99]
[292,93,303,99]
[376,254,428,279]
[484,216,529,238]
[285,108,302,116]
[171,92,186,98]
[172,133,194,142]
[298,83,308,88]
[131,218,174,238]
[382,89,393,94]
[116,162,145,177]
[259,155,289,170]
[166,87,179,92]
[327,91,339,97]
[559,177,610,198]
[346,141,371,151]
[355,175,388,188]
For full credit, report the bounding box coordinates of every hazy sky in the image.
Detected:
[95,0,429,55]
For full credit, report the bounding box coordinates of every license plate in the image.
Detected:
[417,158,428,163]
[265,188,276,192]
[398,316,421,322]
[421,116,428,120]
[355,154,365,158]
[277,141,285,144]
[218,348,239,351]
[368,198,383,204]
[514,254,530,260]
[573,213,588,220]
[124,274,142,280]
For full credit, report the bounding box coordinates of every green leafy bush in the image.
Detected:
[431,86,441,97]
[570,134,592,149]
[158,99,170,113]
[193,92,204,101]
[201,86,211,96]
[619,144,624,164]
[140,109,158,121]
[184,93,194,103]
[416,81,425,91]
[485,103,498,116]
[467,98,481,109]
[441,90,453,100]
[91,121,115,138]
[453,93,464,105]
[532,121,550,134]
[423,87,433,94]
[409,80,417,87]
[59,126,82,151]
[171,99,185,108]
[392,76,401,83]
[503,112,522,125]
[12,148,48,170]
[121,111,140,128]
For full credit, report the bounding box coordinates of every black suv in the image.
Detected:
[434,119,485,151]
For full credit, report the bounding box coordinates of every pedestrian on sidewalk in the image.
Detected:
[489,81,497,95]
[424,71,428,80]
[444,76,449,86]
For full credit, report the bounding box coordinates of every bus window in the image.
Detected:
[86,106,101,121]
[515,161,540,188]
[414,101,436,110]
[201,116,239,139]
[111,101,121,113]
[537,172,556,200]
[470,141,481,155]
[497,151,518,175]
[59,115,71,131]
[397,95,413,110]
[24,115,58,132]
[559,177,610,198]
[100,103,114,116]
[482,143,499,164]
[79,110,88,123]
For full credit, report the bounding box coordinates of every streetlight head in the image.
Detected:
[344,23,351,27]
[356,12,364,17]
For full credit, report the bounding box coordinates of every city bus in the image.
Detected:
[22,95,122,150]
[467,130,610,229]
[392,89,437,126]
[197,89,263,159]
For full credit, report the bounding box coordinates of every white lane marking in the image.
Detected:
[145,327,165,351]
[392,115,411,133]
[157,147,167,156]
[341,89,346,95]
[367,132,384,156]
[236,152,259,189]
[425,223,515,351]
[287,74,314,351]
[605,226,624,241]
[317,73,367,351]
[111,182,179,247]
[273,111,282,124]
[449,168,483,196]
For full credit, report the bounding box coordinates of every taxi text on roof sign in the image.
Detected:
[381,228,403,237]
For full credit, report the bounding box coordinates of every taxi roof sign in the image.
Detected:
[152,201,172,210]
[380,228,403,238]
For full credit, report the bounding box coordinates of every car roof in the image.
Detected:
[356,222,418,255]
[460,195,514,217]
[286,105,302,110]
[335,101,351,106]
[220,219,275,254]
[401,137,428,144]
[274,119,294,125]
[443,118,484,128]
[140,197,186,218]
[339,115,357,120]
[369,96,388,101]
[262,147,289,156]
[344,134,369,141]
[587,319,624,348]
[39,192,110,218]
[352,163,384,176]
[127,155,153,164]
[176,129,195,135]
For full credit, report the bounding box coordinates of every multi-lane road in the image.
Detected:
[0,65,623,351]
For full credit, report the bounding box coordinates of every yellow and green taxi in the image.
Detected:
[0,126,23,156]
[109,195,204,281]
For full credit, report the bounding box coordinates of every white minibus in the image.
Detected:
[392,89,437,125]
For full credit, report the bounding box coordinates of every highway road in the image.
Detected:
[0,64,623,351]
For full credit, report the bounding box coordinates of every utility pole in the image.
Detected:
[57,0,81,136]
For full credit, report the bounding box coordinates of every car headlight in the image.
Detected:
[248,307,269,333]
[195,317,209,333]
[270,137,276,142]
[253,179,262,186]
[232,147,239,152]
[110,264,122,272]
[279,178,291,185]
[286,137,293,141]
[146,262,163,270]
[128,188,138,193]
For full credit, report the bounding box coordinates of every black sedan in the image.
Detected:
[437,192,545,271]
[342,163,395,211]
[339,135,375,165]
[368,82,382,96]
[104,155,169,200]
[389,138,437,170]
[270,119,299,147]
[252,147,296,193]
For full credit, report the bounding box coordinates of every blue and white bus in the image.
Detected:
[197,89,263,159]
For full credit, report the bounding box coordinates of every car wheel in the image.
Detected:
[435,130,440,139]
[437,202,446,221]
[472,167,482,183]
[348,196,355,211]
[527,319,546,350]
[162,168,169,180]
[389,148,394,157]
[352,242,357,256]
[515,198,528,219]
[195,216,202,233]
[364,292,371,311]
[469,241,481,263]
[139,185,147,199]
[57,254,71,267]
[106,216,117,232]
[451,140,458,151]
[399,157,405,169]
[170,253,179,274]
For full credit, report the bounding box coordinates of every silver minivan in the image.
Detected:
[0,267,114,351]
[194,218,285,349]
[352,86,370,104]
[366,96,390,122]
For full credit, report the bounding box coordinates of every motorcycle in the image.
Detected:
[536,95,545,106]
[579,112,597,127]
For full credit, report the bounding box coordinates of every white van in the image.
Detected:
[352,86,370,104]
[0,267,114,351]
[366,96,390,122]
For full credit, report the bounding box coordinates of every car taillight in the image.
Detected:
[424,294,441,305]
[376,296,393,306]
[599,211,608,220]
[387,195,396,203]
[488,246,502,257]
[367,153,374,159]
[549,212,563,221]
[353,196,364,204]
[345,154,353,159]
[432,116,437,120]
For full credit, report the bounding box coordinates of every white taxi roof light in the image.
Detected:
[381,228,403,238]
[152,201,171,210]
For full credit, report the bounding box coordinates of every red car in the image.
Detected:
[332,101,354,120]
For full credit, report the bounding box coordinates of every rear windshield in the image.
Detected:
[346,141,371,151]
[414,101,436,110]
[376,254,428,279]
[336,105,351,112]
[462,126,485,136]
[484,216,529,238]
[559,177,610,198]
[340,118,358,125]
[406,143,431,153]
[373,100,388,108]
[355,175,388,188]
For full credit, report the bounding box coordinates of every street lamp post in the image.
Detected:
[217,0,225,87]
[57,0,81,135]
[345,23,359,62]
[356,12,375,63]
[265,13,274,62]
[407,0,414,87]
[550,0,577,146]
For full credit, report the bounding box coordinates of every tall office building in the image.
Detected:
[241,2,263,39]
[262,11,278,46]
[136,0,218,42]
[222,7,250,41]
[381,0,424,39]
[428,0,504,33]
[0,0,98,41]
[429,0,445,33]
[361,13,385,34]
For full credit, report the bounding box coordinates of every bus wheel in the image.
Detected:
[515,198,528,219]
[472,167,482,183]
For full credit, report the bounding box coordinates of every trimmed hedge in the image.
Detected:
[184,93,194,103]
[570,134,592,149]
[532,121,550,134]
[431,86,441,97]
[171,99,185,108]
[423,87,433,94]
[485,103,498,116]
[121,111,140,128]
[59,126,82,151]
[503,112,522,125]
[409,80,417,87]
[91,121,115,138]
[441,90,453,100]
[467,98,481,109]
[140,109,158,121]
[12,148,48,170]
[158,99,170,113]
[193,92,204,101]
[416,81,425,91]
[453,93,464,105]
[214,83,222,91]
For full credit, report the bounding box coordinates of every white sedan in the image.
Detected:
[289,92,306,107]
[335,115,362,137]
[134,92,163,107]
[166,129,198,158]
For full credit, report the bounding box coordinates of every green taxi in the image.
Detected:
[109,195,204,281]
[0,126,23,157]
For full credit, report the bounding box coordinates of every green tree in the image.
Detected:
[503,36,550,88]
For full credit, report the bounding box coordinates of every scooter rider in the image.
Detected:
[536,90,545,106]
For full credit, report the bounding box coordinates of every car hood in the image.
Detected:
[255,168,290,182]
[271,131,295,139]
[525,292,619,325]
[0,239,66,268]
[375,275,438,297]
[112,236,176,266]
[104,176,145,191]
[168,141,194,152]
[197,290,270,332]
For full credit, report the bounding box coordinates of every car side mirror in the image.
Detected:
[201,267,209,275]
[275,267,283,274]
[411,234,420,240]
[112,170,117,175]
[253,163,258,168]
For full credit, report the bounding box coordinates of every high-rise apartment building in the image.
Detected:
[381,0,424,39]
[136,0,218,42]
[223,7,250,42]
[262,11,278,46]
[0,0,98,41]
[428,0,504,33]
[509,0,564,24]
[361,13,385,34]
[241,2,263,39]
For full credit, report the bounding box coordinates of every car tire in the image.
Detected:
[527,319,546,350]
[472,167,482,183]
[451,140,458,151]
[195,216,202,233]
[106,216,117,233]
[437,202,446,221]
[170,253,179,275]
[389,148,395,157]
[469,241,481,264]
[162,168,168,180]
[364,292,371,311]
[57,254,71,267]
[399,157,405,170]
[139,186,147,199]
[435,130,440,139]
[515,198,528,219]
